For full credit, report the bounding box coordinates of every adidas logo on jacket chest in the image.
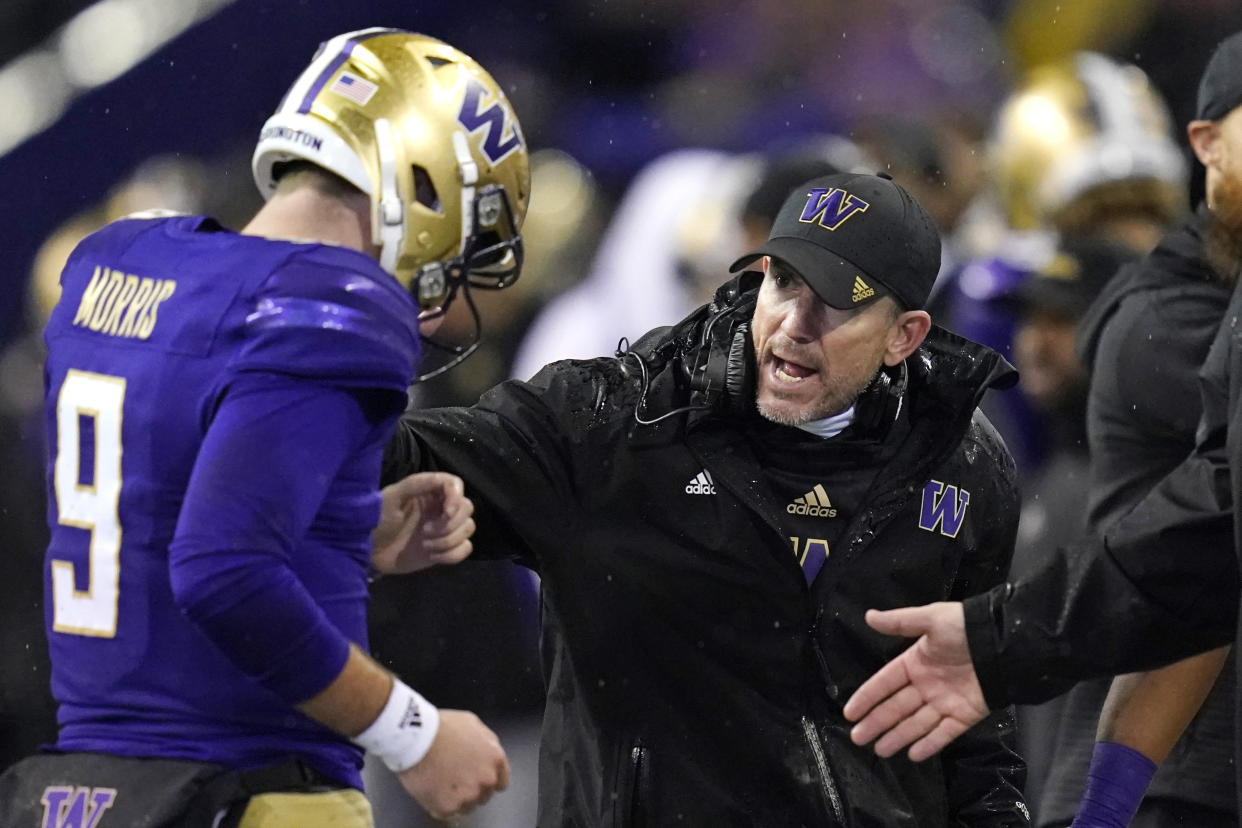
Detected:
[680,470,971,537]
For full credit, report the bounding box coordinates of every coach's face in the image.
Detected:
[750,257,930,425]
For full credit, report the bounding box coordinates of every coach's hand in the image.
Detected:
[372,472,474,574]
[843,602,990,761]
[399,710,510,819]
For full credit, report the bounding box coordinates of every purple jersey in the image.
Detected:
[41,215,419,788]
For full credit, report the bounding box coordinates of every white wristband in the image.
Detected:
[353,679,441,772]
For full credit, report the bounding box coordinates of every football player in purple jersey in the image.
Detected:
[0,29,529,828]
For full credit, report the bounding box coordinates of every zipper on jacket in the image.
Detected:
[809,608,841,702]
[615,741,648,828]
[801,716,846,825]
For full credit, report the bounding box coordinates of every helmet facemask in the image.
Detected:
[411,183,526,381]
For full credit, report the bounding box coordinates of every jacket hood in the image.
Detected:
[907,324,1018,415]
[1078,206,1217,367]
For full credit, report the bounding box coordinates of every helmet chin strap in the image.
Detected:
[373,117,405,275]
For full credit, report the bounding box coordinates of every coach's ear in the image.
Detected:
[883,308,930,367]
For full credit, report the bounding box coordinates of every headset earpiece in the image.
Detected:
[687,281,758,414]
[851,361,908,438]
[722,323,754,411]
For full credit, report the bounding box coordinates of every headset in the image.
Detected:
[684,280,758,417]
[851,360,908,439]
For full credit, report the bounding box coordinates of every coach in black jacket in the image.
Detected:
[384,173,1028,826]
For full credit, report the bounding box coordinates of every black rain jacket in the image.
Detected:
[386,276,1028,827]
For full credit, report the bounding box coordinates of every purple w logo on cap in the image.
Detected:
[798,188,870,231]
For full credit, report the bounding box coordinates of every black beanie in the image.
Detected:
[1197,31,1242,121]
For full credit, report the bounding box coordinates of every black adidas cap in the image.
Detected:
[729,172,941,310]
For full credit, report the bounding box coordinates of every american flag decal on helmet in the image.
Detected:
[329,72,379,106]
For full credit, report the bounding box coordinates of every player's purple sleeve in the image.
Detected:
[1071,741,1157,827]
[169,372,380,704]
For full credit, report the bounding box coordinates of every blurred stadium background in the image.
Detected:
[3,2,1242,824]
[1,0,1240,350]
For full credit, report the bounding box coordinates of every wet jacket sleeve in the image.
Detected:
[383,373,581,566]
[941,419,1029,826]
[964,354,1239,707]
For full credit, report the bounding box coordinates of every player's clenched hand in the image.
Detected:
[842,602,989,762]
[371,472,475,574]
[398,709,509,820]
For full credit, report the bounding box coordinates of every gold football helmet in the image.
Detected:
[989,51,1186,233]
[252,28,530,311]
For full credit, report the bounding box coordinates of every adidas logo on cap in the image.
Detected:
[787,484,837,518]
[851,275,875,303]
[686,470,716,495]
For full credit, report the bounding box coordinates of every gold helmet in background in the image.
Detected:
[989,51,1186,234]
[252,28,530,310]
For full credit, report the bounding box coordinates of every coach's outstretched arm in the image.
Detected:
[846,436,1239,762]
[843,602,988,761]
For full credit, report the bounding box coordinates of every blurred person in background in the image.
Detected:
[383,172,1029,826]
[0,29,528,827]
[1043,31,1242,828]
[672,136,878,312]
[933,51,1188,478]
[998,239,1137,815]
[853,111,991,286]
[735,135,877,251]
[510,148,763,377]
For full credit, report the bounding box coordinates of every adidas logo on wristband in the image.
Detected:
[399,698,422,729]
[354,679,440,772]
